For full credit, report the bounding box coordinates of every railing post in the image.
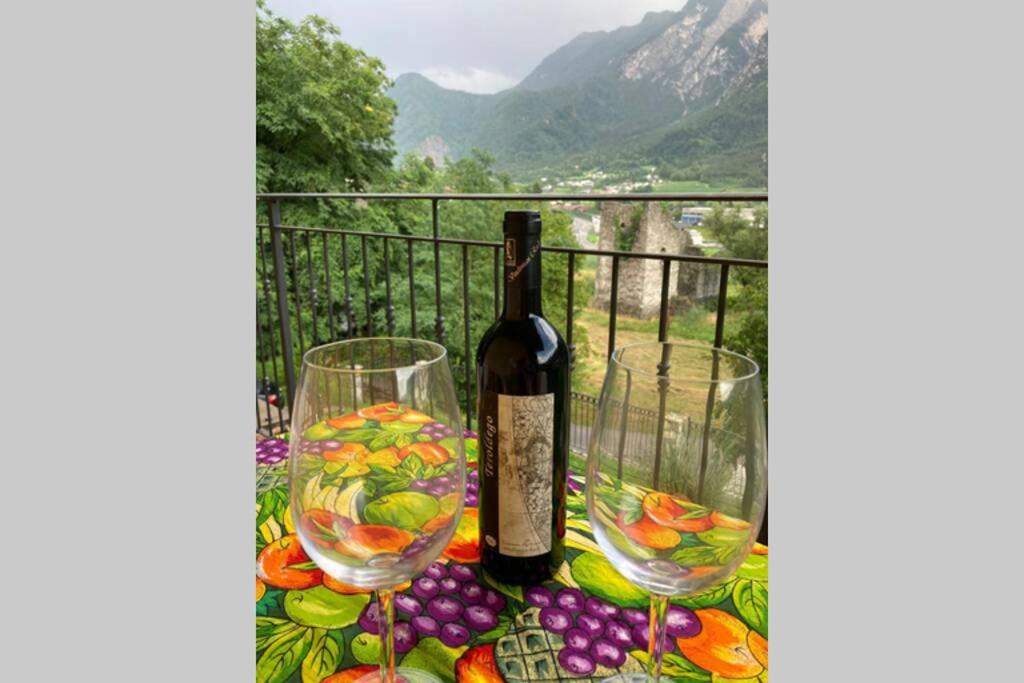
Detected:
[432,198,446,346]
[651,258,674,489]
[713,263,730,349]
[698,263,731,499]
[268,199,297,407]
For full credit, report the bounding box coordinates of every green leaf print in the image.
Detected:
[733,579,768,637]
[338,428,383,444]
[735,553,768,581]
[674,578,737,608]
[256,626,312,683]
[301,628,345,683]
[256,618,299,652]
[369,432,398,451]
[697,527,750,547]
[670,546,723,567]
[381,421,422,433]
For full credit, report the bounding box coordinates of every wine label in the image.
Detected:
[497,392,554,557]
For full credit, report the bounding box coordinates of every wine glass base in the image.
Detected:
[354,667,443,683]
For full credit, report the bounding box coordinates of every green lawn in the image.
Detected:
[653,180,766,193]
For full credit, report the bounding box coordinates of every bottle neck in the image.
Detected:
[503,232,543,320]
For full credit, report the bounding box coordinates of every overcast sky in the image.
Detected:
[264,0,686,94]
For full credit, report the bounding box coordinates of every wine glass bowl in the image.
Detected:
[585,341,767,680]
[287,338,466,682]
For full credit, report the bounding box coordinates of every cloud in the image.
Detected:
[419,67,519,94]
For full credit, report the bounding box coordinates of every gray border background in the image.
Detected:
[2,0,1022,680]
[772,1,1022,679]
[2,1,254,680]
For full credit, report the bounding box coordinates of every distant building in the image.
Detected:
[678,213,702,227]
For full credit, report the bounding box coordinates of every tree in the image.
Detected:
[256,2,395,210]
[704,206,768,398]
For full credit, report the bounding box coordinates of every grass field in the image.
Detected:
[652,179,766,193]
[572,304,723,400]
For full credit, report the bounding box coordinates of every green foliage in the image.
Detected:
[704,205,768,399]
[614,205,644,252]
[257,1,395,202]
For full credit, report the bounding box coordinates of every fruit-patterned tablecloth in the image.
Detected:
[256,435,768,683]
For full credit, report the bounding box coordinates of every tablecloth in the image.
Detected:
[256,434,767,682]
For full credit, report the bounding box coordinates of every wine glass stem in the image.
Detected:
[647,593,670,682]
[376,588,397,683]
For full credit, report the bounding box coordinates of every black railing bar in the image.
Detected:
[461,244,473,430]
[267,201,297,405]
[652,343,673,490]
[383,239,396,336]
[257,192,768,202]
[305,234,320,345]
[699,264,730,499]
[651,259,675,488]
[258,224,286,427]
[322,233,336,341]
[287,230,306,353]
[607,255,620,360]
[406,241,417,337]
[566,252,576,370]
[616,371,632,481]
[267,225,766,268]
[256,313,269,433]
[360,234,374,337]
[431,199,446,347]
[713,264,731,349]
[341,233,355,337]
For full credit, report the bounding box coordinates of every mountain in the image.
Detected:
[390,0,767,185]
[515,10,683,92]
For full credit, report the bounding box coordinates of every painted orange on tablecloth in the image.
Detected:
[323,442,370,463]
[398,441,450,466]
[256,577,265,602]
[456,643,503,682]
[443,507,480,563]
[642,491,715,532]
[675,608,765,679]
[398,408,434,424]
[321,665,376,683]
[300,509,341,548]
[748,629,768,669]
[326,414,367,430]
[336,524,415,558]
[256,534,323,590]
[356,402,404,422]
[710,511,752,530]
[617,511,682,550]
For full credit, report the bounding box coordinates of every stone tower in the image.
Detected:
[592,202,722,319]
[592,202,688,319]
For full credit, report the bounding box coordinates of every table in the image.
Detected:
[256,435,768,683]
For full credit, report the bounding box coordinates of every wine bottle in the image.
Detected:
[476,210,569,585]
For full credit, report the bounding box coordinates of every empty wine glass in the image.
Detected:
[586,342,767,682]
[288,338,466,683]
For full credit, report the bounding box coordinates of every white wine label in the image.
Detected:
[497,392,554,557]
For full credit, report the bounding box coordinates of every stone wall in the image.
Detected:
[592,202,687,319]
[675,246,722,309]
[592,202,721,320]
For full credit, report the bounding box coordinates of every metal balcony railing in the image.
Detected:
[255,192,767,442]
